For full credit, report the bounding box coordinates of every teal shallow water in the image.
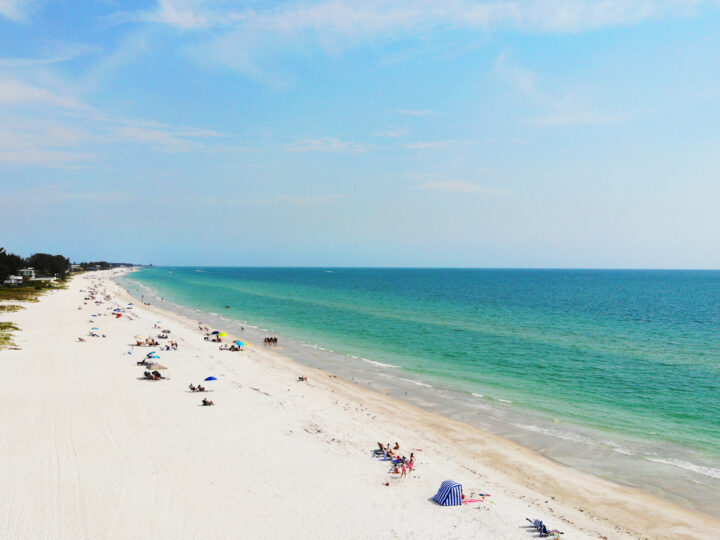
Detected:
[122,267,720,514]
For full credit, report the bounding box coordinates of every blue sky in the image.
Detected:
[1,1,719,267]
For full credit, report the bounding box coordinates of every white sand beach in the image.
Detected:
[1,269,717,539]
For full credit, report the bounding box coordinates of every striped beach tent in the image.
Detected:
[433,480,463,506]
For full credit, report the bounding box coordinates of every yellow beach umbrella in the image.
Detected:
[218,332,228,337]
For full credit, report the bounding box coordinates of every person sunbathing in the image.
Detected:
[197,385,206,392]
[394,442,400,450]
[202,398,214,406]
[189,383,197,392]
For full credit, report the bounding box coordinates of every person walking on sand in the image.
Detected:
[401,463,408,478]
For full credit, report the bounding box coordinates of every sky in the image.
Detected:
[1,0,719,268]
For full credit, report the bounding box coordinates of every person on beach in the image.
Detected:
[202,398,214,406]
[189,383,196,392]
[401,463,407,478]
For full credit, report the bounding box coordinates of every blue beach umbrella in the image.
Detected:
[151,355,160,359]
[204,376,217,381]
[236,341,246,347]
[91,327,99,330]
[211,330,220,335]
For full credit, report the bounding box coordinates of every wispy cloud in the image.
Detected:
[419,180,507,194]
[275,194,343,206]
[130,1,714,35]
[374,129,408,138]
[112,1,716,86]
[0,149,95,167]
[0,184,134,204]
[395,109,433,116]
[0,0,33,22]
[0,77,84,109]
[285,137,368,153]
[402,140,451,149]
[0,44,101,68]
[494,52,625,127]
[0,76,234,166]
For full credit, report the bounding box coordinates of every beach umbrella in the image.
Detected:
[91,327,99,330]
[218,332,227,337]
[236,341,246,347]
[204,376,217,381]
[135,335,145,340]
[150,355,160,359]
[148,363,167,370]
[211,330,220,335]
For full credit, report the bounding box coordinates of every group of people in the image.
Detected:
[219,344,242,351]
[144,370,165,380]
[377,442,415,478]
[264,337,278,346]
[189,384,214,406]
[138,338,160,347]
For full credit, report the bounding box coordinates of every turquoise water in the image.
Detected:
[123,267,720,512]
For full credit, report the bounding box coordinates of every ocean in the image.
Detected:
[119,267,720,515]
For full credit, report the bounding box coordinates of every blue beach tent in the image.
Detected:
[433,480,463,506]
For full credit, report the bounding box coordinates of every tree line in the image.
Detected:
[0,248,71,282]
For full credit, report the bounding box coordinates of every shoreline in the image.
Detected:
[113,269,720,537]
[119,267,720,517]
[1,269,717,539]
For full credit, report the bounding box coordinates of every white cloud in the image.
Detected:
[0,149,95,167]
[284,137,368,153]
[0,0,31,22]
[494,53,625,127]
[0,44,101,68]
[275,194,343,206]
[121,1,716,84]
[419,180,507,194]
[143,0,211,29]
[134,0,715,35]
[532,111,624,127]
[374,129,408,138]
[395,109,433,116]
[402,141,450,149]
[0,78,84,109]
[0,77,233,166]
